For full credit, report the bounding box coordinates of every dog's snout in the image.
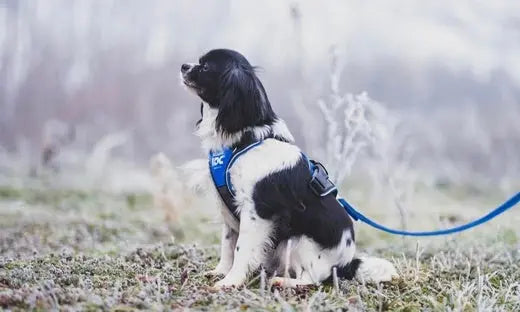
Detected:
[181,63,191,74]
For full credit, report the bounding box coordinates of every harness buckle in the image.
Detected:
[309,160,338,197]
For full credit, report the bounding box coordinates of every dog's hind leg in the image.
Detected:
[214,203,272,288]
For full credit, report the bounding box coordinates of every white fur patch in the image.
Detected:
[195,103,229,151]
[179,64,199,96]
[195,103,295,152]
[274,230,356,284]
[271,119,295,142]
[356,256,399,283]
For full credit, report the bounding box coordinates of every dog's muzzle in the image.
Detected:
[181,63,192,74]
[180,63,198,88]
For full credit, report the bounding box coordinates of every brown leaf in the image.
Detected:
[180,269,189,285]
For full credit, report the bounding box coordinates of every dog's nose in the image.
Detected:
[181,63,191,74]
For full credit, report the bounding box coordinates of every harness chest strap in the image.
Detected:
[208,142,263,219]
[208,141,337,221]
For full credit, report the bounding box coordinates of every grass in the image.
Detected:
[1,186,519,311]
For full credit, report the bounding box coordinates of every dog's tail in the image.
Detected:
[336,257,398,283]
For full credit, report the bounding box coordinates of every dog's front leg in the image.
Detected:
[207,224,237,276]
[214,204,271,288]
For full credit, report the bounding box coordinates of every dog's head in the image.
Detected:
[180,49,276,135]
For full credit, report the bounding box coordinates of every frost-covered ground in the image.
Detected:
[1,180,519,311]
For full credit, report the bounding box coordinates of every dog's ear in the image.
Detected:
[216,66,273,134]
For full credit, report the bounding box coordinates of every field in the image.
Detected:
[2,1,520,311]
[1,183,519,311]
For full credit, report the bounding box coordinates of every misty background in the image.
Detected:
[1,0,519,193]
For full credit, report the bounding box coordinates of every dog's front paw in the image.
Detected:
[204,269,226,278]
[213,277,243,289]
[270,277,288,288]
[205,264,231,278]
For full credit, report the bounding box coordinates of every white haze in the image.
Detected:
[0,0,519,190]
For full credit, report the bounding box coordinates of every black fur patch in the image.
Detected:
[324,258,363,283]
[215,63,276,135]
[252,156,354,249]
[337,258,362,280]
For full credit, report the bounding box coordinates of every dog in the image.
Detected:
[180,49,397,288]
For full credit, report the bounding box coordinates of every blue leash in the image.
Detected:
[338,192,520,236]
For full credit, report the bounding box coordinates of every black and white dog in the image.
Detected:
[180,49,397,288]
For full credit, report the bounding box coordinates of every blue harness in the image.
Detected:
[208,140,520,236]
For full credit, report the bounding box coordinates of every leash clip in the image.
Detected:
[309,160,338,197]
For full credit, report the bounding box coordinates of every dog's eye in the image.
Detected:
[202,63,209,72]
